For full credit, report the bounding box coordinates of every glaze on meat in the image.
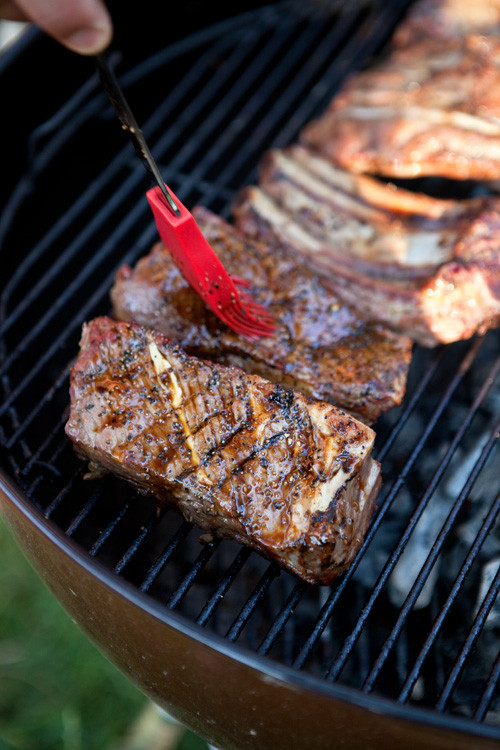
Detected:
[65,317,381,585]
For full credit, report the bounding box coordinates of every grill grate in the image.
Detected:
[1,0,500,740]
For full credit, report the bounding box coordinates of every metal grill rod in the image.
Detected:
[166,539,221,610]
[138,521,192,590]
[292,338,483,672]
[398,483,500,705]
[89,503,130,556]
[474,651,500,722]
[17,368,73,474]
[65,489,102,537]
[374,349,445,462]
[258,580,307,656]
[43,465,87,518]
[325,338,487,683]
[226,564,280,642]
[270,0,414,149]
[436,561,500,712]
[361,353,500,692]
[196,547,251,627]
[171,6,365,197]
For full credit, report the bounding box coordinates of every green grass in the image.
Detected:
[0,517,208,750]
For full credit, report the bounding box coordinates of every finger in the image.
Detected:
[7,0,113,54]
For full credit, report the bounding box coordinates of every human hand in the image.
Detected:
[0,0,112,54]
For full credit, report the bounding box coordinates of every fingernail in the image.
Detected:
[65,23,112,55]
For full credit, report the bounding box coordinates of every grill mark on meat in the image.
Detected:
[221,430,287,487]
[66,317,381,584]
[111,207,412,424]
[183,379,256,486]
[218,383,333,500]
[216,385,312,495]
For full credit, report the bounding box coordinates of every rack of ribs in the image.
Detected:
[232,145,500,347]
[300,32,500,182]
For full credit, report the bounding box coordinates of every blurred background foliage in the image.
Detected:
[0,516,208,750]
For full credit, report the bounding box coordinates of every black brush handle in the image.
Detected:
[94,52,180,217]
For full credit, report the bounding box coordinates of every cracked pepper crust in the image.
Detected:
[65,316,381,584]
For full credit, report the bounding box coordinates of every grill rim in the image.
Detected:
[2,466,500,745]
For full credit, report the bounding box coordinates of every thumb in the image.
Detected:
[13,0,112,54]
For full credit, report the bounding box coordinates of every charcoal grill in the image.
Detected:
[1,1,500,748]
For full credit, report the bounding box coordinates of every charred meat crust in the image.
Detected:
[65,317,381,585]
[111,207,412,424]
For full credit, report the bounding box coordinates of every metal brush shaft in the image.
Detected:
[94,53,180,217]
